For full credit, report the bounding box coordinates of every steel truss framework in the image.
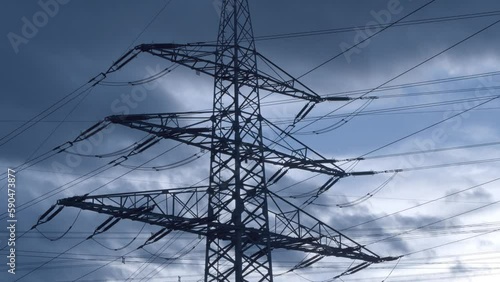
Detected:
[56,1,397,281]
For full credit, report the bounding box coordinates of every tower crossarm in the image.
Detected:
[109,43,352,103]
[265,191,398,263]
[106,113,347,178]
[57,188,396,264]
[57,187,212,235]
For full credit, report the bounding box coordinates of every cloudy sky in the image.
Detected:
[2,0,500,281]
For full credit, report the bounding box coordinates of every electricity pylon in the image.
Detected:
[54,0,397,281]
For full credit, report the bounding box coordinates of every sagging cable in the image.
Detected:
[150,153,201,171]
[120,152,204,171]
[129,68,172,86]
[35,210,82,241]
[337,172,399,208]
[310,99,374,135]
[93,222,147,251]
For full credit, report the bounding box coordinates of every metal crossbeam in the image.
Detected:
[110,46,355,103]
[106,113,346,177]
[58,188,395,263]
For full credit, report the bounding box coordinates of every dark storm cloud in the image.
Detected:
[252,0,500,92]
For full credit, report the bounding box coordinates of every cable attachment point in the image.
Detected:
[87,216,121,240]
[89,72,107,86]
[129,136,160,156]
[53,141,73,153]
[332,262,372,280]
[32,205,64,229]
[381,255,403,262]
[74,121,109,143]
[348,170,377,176]
[317,177,340,195]
[384,169,403,173]
[323,96,352,102]
[357,95,379,100]
[294,102,316,123]
[284,254,324,275]
[268,168,289,185]
[107,48,141,73]
[109,156,128,166]
[138,228,173,249]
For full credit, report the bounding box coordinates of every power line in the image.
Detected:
[356,94,500,158]
[292,17,500,134]
[13,239,87,282]
[262,83,500,111]
[252,10,500,42]
[0,83,95,148]
[298,0,437,79]
[402,227,500,258]
[364,197,500,247]
[9,145,188,281]
[0,140,181,223]
[338,140,500,162]
[0,87,96,194]
[121,0,175,54]
[322,70,500,97]
[341,175,500,232]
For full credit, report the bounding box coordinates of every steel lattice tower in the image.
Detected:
[208,0,272,280]
[46,1,398,281]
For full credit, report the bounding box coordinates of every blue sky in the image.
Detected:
[1,0,500,281]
